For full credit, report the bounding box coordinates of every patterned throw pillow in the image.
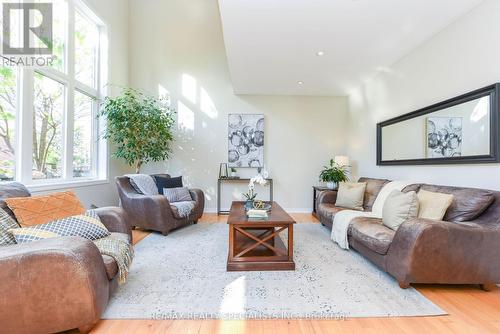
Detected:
[10,210,110,244]
[163,187,192,203]
[0,208,19,246]
[5,191,86,227]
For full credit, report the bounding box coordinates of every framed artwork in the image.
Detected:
[426,117,462,158]
[228,114,264,167]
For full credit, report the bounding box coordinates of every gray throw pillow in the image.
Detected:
[0,208,19,246]
[163,187,192,203]
[335,182,367,211]
[382,190,419,230]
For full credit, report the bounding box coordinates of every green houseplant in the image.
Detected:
[319,159,349,189]
[99,88,176,173]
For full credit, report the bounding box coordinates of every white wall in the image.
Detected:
[128,0,349,212]
[30,0,133,208]
[347,0,500,190]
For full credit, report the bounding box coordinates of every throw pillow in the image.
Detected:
[163,187,192,203]
[10,210,110,244]
[153,175,183,195]
[382,190,419,230]
[5,191,85,227]
[417,189,454,221]
[125,174,159,195]
[335,182,367,211]
[0,208,19,246]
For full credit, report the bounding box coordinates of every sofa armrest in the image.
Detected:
[0,237,109,334]
[387,218,500,284]
[317,190,338,206]
[189,188,205,219]
[94,206,131,240]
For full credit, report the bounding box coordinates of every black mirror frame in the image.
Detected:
[377,83,500,166]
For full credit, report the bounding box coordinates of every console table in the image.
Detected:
[217,178,273,215]
[312,186,337,218]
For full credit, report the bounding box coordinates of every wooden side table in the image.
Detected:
[312,186,337,218]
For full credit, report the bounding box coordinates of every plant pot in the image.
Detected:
[326,182,337,189]
[244,200,254,210]
[231,172,237,177]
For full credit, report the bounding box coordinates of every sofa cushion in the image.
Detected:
[417,190,454,221]
[335,182,367,211]
[10,210,110,244]
[358,177,391,212]
[5,191,86,227]
[382,190,419,230]
[164,187,192,203]
[0,208,19,246]
[102,254,119,280]
[0,182,30,220]
[419,185,494,222]
[317,203,346,222]
[153,175,183,194]
[349,217,395,255]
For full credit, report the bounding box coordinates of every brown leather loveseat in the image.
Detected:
[317,177,500,290]
[0,182,131,334]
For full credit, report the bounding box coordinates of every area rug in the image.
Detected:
[102,223,446,320]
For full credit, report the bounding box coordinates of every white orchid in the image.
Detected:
[244,173,268,201]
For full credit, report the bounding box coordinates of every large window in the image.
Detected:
[0,0,107,187]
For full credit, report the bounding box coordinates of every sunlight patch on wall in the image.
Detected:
[158,84,171,106]
[200,87,218,119]
[182,74,197,104]
[178,101,195,131]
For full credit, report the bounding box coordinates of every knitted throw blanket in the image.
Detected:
[171,201,195,218]
[93,232,134,284]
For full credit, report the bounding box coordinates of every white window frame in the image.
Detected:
[11,0,108,191]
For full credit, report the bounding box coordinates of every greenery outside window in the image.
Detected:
[0,0,107,188]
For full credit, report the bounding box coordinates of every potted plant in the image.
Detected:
[243,174,267,209]
[99,88,176,173]
[230,167,237,178]
[319,159,349,189]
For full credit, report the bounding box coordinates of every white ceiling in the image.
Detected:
[218,0,483,96]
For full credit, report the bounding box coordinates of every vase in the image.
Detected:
[326,182,337,189]
[245,200,254,210]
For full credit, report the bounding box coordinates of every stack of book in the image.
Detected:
[246,209,268,219]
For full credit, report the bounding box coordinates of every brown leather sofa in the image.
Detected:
[317,177,500,290]
[0,182,131,334]
[116,174,205,235]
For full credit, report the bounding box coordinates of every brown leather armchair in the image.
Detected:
[0,182,131,334]
[116,174,205,235]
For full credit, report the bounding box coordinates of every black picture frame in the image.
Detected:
[377,83,500,166]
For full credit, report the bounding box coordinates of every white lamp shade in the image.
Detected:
[334,156,350,167]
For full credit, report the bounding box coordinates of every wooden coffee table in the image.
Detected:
[227,201,295,271]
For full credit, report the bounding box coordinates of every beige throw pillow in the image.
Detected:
[382,190,419,230]
[335,182,367,211]
[417,189,454,221]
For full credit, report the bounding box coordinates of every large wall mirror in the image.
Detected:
[377,84,500,165]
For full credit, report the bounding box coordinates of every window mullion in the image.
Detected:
[18,68,34,185]
[64,0,76,180]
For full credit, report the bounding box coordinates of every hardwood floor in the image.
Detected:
[91,213,500,334]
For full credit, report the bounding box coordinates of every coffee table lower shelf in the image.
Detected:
[227,225,295,272]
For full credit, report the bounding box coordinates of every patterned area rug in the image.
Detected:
[102,223,445,319]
